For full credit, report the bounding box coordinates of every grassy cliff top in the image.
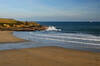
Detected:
[0,18,19,23]
[0,18,41,27]
[0,18,38,24]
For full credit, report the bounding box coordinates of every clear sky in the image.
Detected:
[0,0,100,21]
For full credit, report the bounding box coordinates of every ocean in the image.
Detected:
[39,22,100,36]
[0,22,100,52]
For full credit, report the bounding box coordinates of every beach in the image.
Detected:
[0,47,99,66]
[0,31,25,43]
[0,0,99,65]
[0,31,100,66]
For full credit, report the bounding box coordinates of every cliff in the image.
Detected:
[0,18,47,31]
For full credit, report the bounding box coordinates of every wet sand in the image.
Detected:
[0,46,100,66]
[0,31,100,66]
[0,31,25,43]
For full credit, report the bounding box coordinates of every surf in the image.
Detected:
[46,26,61,31]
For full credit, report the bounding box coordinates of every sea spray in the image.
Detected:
[46,26,61,31]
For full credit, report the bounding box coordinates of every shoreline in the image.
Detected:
[0,31,26,43]
[0,31,100,66]
[0,46,99,66]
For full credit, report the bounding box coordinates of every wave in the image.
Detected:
[29,36,100,46]
[14,32,100,45]
[29,32,100,42]
[13,31,100,51]
[46,26,61,31]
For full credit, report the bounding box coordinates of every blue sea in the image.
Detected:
[0,22,100,52]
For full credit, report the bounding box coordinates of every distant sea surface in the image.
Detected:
[0,22,100,52]
[39,22,100,36]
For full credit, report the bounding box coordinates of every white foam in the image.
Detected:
[46,26,61,31]
[28,35,100,46]
[29,32,100,42]
[14,32,100,49]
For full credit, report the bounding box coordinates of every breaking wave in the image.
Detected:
[46,26,61,31]
[14,31,100,47]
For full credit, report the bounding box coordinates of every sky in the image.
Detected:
[0,0,100,21]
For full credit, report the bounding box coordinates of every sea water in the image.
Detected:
[0,22,100,52]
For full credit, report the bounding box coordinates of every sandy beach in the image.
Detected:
[0,31,25,43]
[0,31,100,66]
[0,47,99,66]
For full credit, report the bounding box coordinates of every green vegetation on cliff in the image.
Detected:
[0,18,46,31]
[0,18,40,26]
[0,18,22,23]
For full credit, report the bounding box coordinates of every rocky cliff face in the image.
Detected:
[0,18,47,31]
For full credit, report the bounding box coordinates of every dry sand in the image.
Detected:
[0,31,25,43]
[0,46,100,66]
[0,31,100,66]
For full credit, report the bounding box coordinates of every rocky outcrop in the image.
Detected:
[0,18,47,31]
